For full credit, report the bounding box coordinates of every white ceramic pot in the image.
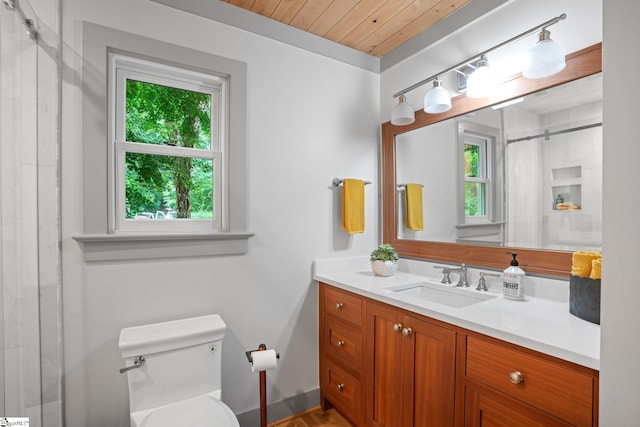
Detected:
[371,260,398,277]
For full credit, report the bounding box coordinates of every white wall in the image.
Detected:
[395,120,458,241]
[60,1,379,426]
[600,1,640,424]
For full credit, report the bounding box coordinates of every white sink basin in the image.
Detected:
[387,281,496,308]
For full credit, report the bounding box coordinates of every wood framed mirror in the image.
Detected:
[382,43,601,277]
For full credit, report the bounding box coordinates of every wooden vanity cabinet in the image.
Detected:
[319,283,366,426]
[319,283,599,427]
[367,300,456,427]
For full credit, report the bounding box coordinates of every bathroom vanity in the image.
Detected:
[315,258,599,427]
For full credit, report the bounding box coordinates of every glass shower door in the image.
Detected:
[0,0,41,421]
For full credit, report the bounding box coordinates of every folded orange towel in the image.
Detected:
[404,183,424,231]
[342,179,365,234]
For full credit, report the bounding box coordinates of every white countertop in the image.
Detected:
[313,257,600,370]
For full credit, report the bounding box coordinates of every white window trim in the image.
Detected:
[74,22,252,261]
[109,54,225,233]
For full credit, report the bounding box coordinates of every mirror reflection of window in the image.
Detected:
[455,120,501,243]
[464,138,488,218]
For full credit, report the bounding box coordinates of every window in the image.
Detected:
[109,54,225,232]
[76,23,251,261]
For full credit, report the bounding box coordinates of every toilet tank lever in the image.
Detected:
[119,355,145,374]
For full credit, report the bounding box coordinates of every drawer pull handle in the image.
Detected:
[336,340,345,348]
[336,303,344,310]
[337,383,345,392]
[402,327,413,337]
[509,371,524,384]
[393,323,403,332]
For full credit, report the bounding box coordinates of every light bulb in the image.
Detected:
[424,79,452,114]
[523,29,566,79]
[391,95,415,125]
[466,56,496,99]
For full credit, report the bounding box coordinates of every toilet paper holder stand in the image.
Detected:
[244,343,280,364]
[246,344,280,427]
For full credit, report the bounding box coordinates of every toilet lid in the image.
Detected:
[137,395,239,427]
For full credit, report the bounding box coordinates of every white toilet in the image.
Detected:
[119,314,240,427]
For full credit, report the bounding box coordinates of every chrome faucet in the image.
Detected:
[449,263,469,287]
[476,272,501,291]
[434,263,468,286]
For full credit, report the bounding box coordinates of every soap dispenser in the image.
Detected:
[503,252,525,300]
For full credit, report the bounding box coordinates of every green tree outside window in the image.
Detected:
[125,80,214,219]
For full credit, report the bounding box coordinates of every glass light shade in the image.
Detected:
[391,95,415,125]
[523,30,566,79]
[423,80,452,114]
[466,56,496,99]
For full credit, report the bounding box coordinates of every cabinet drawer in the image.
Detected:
[465,385,573,427]
[322,359,364,424]
[466,336,594,427]
[324,317,362,374]
[323,286,363,327]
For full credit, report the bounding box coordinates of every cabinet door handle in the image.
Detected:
[509,371,524,384]
[402,327,413,337]
[393,323,403,332]
[335,302,344,310]
[336,340,345,348]
[337,383,345,392]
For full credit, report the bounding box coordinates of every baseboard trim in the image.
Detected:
[236,388,320,427]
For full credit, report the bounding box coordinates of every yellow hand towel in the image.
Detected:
[342,179,365,234]
[571,251,601,277]
[590,258,602,280]
[404,183,424,231]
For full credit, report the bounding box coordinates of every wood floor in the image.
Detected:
[268,407,354,427]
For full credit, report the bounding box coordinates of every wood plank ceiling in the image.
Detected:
[220,0,472,57]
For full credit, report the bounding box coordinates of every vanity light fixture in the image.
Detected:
[465,55,496,99]
[523,28,566,78]
[391,95,415,125]
[423,77,452,114]
[390,14,567,123]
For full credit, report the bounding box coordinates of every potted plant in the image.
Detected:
[370,243,399,277]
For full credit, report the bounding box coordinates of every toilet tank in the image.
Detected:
[119,314,227,413]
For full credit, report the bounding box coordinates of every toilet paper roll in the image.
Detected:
[251,349,278,373]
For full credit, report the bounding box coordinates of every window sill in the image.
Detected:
[456,221,506,229]
[456,222,504,245]
[73,231,254,261]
